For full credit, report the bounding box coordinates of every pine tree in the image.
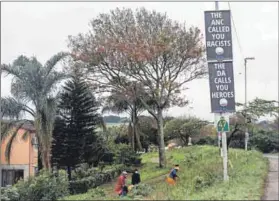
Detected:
[51,70,99,179]
[51,117,67,168]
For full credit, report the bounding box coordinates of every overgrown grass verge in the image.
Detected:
[62,146,268,200]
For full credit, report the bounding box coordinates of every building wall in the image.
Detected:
[1,128,38,179]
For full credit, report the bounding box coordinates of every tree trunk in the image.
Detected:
[186,134,189,145]
[132,108,136,151]
[46,151,51,170]
[227,128,239,151]
[133,107,142,151]
[38,147,43,171]
[135,125,143,151]
[67,166,72,181]
[35,122,43,170]
[41,147,51,170]
[42,150,47,169]
[157,108,166,168]
[35,120,50,170]
[128,122,135,151]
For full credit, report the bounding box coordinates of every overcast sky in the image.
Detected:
[1,2,278,121]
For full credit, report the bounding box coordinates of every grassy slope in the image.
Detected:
[63,146,268,200]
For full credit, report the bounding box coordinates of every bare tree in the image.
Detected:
[68,8,207,167]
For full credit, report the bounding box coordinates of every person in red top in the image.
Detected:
[115,171,128,196]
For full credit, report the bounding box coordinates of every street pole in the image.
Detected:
[244,57,255,151]
[0,1,2,196]
[215,0,222,154]
[244,59,248,151]
[218,132,221,149]
[215,1,228,181]
[0,51,2,200]
[215,1,219,10]
[221,122,229,181]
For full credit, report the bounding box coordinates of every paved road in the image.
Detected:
[263,154,278,200]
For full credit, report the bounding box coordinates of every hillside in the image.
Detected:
[63,146,268,200]
[102,115,128,124]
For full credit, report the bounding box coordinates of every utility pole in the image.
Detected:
[0,47,2,201]
[215,1,221,152]
[215,1,219,10]
[244,57,255,151]
[0,1,2,198]
[215,1,229,181]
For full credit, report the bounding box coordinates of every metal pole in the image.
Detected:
[0,50,2,200]
[244,59,248,151]
[218,132,221,148]
[221,125,229,181]
[0,1,2,196]
[244,59,247,111]
[215,1,219,10]
[220,112,228,181]
[215,0,222,153]
[215,1,228,181]
[0,2,2,196]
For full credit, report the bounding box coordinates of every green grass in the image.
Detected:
[62,146,268,200]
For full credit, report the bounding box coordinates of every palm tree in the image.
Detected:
[1,53,69,169]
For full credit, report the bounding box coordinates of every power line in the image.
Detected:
[228,2,245,61]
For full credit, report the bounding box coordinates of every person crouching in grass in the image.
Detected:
[166,164,179,185]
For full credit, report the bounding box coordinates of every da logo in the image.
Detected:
[217,116,229,132]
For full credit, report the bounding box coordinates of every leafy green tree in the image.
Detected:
[164,117,208,146]
[51,68,100,179]
[102,87,143,151]
[69,8,206,167]
[228,98,278,149]
[249,129,279,153]
[1,53,68,169]
[102,83,157,151]
[137,116,160,151]
[51,117,67,168]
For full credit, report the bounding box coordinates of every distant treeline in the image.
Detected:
[102,115,128,123]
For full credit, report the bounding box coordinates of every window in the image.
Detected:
[1,169,24,187]
[31,135,38,150]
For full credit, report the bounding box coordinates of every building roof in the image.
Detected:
[2,119,36,133]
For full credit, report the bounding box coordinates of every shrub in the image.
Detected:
[184,152,198,167]
[250,130,279,153]
[1,170,69,201]
[193,170,222,191]
[18,170,69,201]
[72,163,98,180]
[113,143,142,166]
[193,176,207,190]
[194,136,216,146]
[87,187,106,198]
[1,187,19,201]
[70,164,126,194]
[99,152,115,164]
[130,184,154,197]
[69,174,112,194]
